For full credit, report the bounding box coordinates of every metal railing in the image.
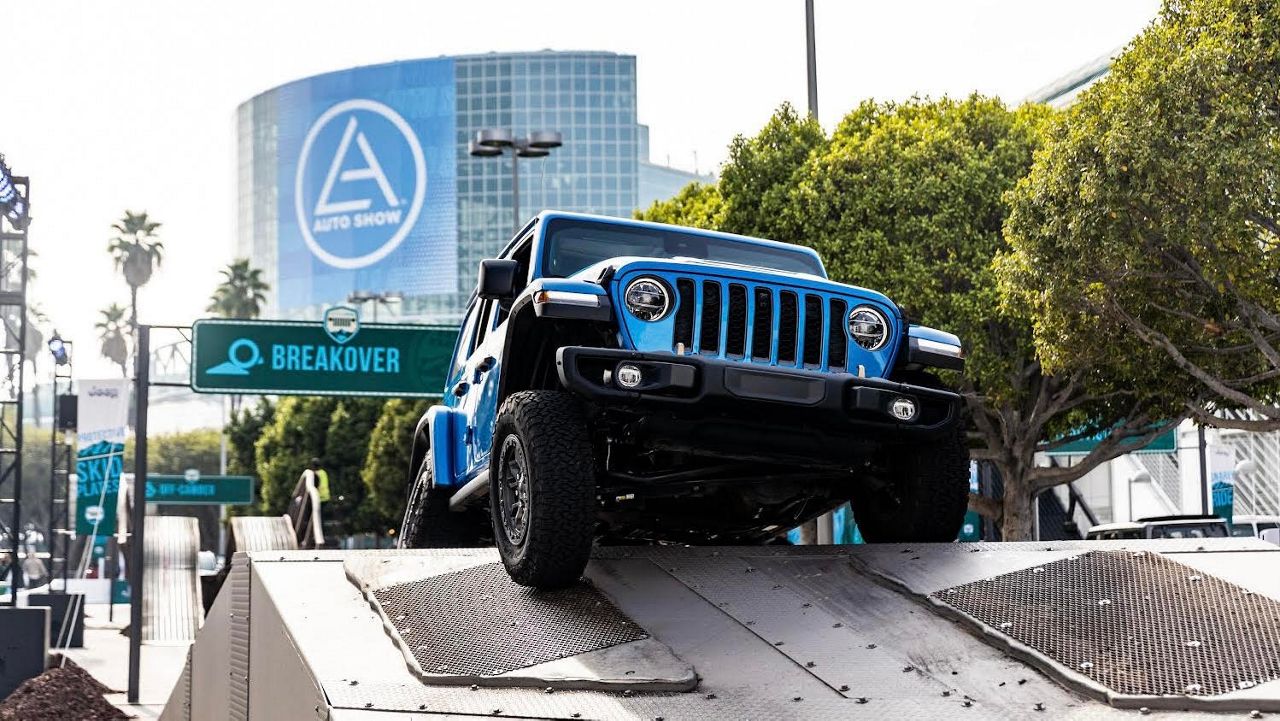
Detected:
[1131,452,1183,511]
[1218,414,1280,516]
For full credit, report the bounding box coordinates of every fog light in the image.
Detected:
[890,397,917,421]
[616,363,643,389]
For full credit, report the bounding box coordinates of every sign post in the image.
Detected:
[190,315,455,397]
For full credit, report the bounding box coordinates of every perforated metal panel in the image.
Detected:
[372,562,647,677]
[933,550,1280,697]
[228,554,251,721]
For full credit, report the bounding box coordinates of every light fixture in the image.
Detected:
[615,363,643,389]
[624,277,670,321]
[0,156,29,230]
[889,396,917,421]
[848,306,889,351]
[47,331,69,366]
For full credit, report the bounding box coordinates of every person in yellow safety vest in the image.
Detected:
[311,457,331,503]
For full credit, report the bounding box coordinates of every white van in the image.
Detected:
[1230,514,1280,545]
[1086,515,1229,540]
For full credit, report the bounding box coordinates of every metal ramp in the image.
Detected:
[164,540,1280,720]
[143,516,203,644]
[228,515,298,554]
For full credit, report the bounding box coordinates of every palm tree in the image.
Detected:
[95,304,129,377]
[207,259,270,319]
[107,211,164,329]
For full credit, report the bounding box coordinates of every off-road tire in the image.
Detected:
[490,390,595,589]
[852,424,970,543]
[400,451,482,548]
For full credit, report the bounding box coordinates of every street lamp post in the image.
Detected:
[46,332,72,589]
[469,129,563,234]
[346,291,403,322]
[805,0,819,118]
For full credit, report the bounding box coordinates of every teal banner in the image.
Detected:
[76,440,124,536]
[1047,427,1176,456]
[146,475,255,505]
[191,314,457,397]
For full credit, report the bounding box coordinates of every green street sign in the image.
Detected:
[191,311,457,397]
[146,474,255,505]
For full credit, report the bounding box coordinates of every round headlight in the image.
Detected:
[624,277,670,321]
[848,306,889,350]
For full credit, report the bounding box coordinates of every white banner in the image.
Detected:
[75,378,132,540]
[77,378,131,446]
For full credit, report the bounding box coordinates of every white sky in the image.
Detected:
[3,0,1159,378]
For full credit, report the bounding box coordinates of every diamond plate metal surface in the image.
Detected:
[371,562,647,677]
[933,550,1280,697]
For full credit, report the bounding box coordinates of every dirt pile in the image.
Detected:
[0,655,125,721]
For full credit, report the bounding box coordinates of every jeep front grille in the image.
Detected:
[670,278,851,371]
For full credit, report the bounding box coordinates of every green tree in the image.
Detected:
[107,210,164,329]
[18,427,54,540]
[254,396,338,515]
[225,398,275,477]
[124,429,223,474]
[207,258,270,319]
[362,398,432,529]
[643,98,1181,539]
[636,182,724,229]
[94,303,129,376]
[1002,0,1278,432]
[718,102,826,240]
[324,398,386,533]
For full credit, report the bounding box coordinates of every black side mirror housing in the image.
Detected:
[478,259,520,300]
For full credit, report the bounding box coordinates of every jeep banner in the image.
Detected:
[75,378,131,536]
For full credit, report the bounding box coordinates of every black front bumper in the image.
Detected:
[556,346,960,433]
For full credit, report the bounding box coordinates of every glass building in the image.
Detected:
[236,50,711,324]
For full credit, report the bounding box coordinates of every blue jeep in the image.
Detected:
[400,211,969,589]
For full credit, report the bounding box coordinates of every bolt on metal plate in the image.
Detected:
[371,562,648,677]
[931,551,1280,697]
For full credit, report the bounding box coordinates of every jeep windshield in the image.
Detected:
[541,218,825,278]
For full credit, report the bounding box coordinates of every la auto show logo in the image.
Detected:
[295,99,427,269]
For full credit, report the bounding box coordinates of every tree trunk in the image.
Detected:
[999,467,1037,541]
[130,285,138,330]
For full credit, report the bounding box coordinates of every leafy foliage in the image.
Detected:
[124,429,223,475]
[228,396,422,535]
[1002,0,1279,430]
[107,210,163,326]
[635,182,724,229]
[253,396,339,515]
[95,303,129,376]
[225,398,274,477]
[362,398,432,528]
[108,210,163,290]
[642,96,1182,538]
[207,258,270,319]
[324,398,387,533]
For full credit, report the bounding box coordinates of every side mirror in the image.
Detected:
[478,259,520,300]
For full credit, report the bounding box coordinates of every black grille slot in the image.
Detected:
[673,278,696,353]
[751,287,773,360]
[726,284,748,358]
[802,294,824,366]
[699,281,721,354]
[827,298,848,370]
[777,291,798,364]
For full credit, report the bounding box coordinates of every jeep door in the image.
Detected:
[460,299,504,475]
